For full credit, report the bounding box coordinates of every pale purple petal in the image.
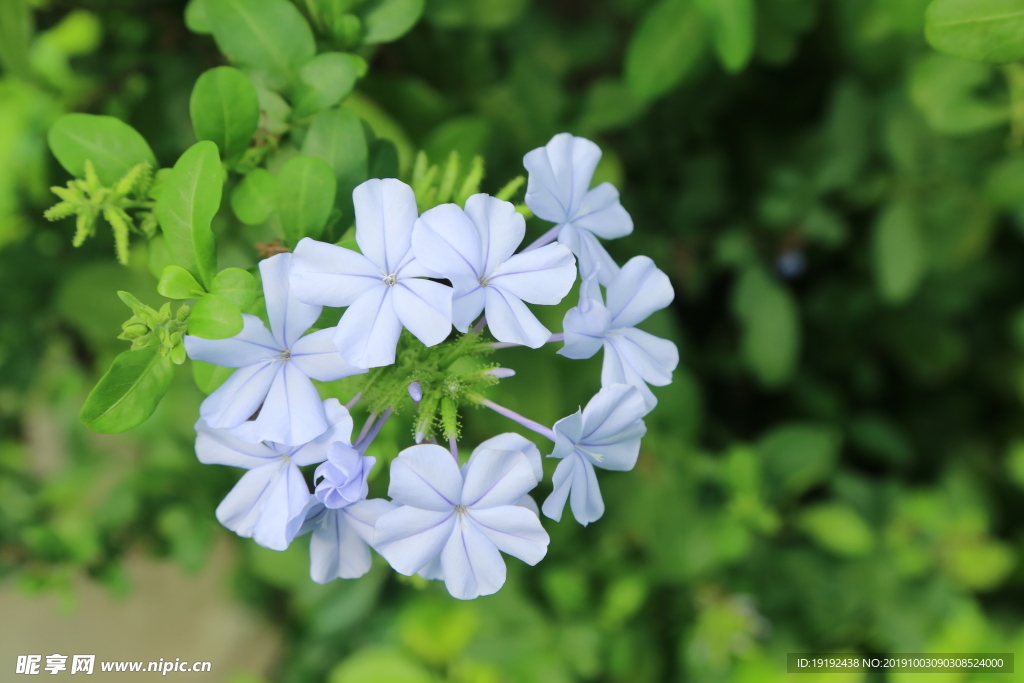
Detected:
[462,450,537,509]
[374,506,456,575]
[332,284,402,368]
[571,182,633,239]
[601,342,659,410]
[184,315,280,367]
[605,328,678,387]
[568,454,604,525]
[558,224,620,286]
[517,493,540,516]
[391,278,453,348]
[411,202,484,283]
[261,252,322,349]
[463,193,525,274]
[523,133,601,223]
[199,361,280,429]
[468,505,549,565]
[483,286,552,349]
[216,460,311,550]
[452,286,485,333]
[550,408,584,460]
[541,456,575,522]
[388,444,463,511]
[441,518,506,600]
[488,243,576,306]
[290,237,385,307]
[559,299,610,360]
[418,556,444,581]
[309,508,372,582]
[606,256,674,329]
[471,432,543,481]
[234,361,327,446]
[290,328,367,381]
[342,498,397,545]
[354,178,418,274]
[194,418,279,468]
[578,384,646,470]
[287,398,354,466]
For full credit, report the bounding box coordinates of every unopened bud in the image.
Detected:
[408,382,423,402]
[122,322,149,338]
[485,368,516,380]
[414,430,425,444]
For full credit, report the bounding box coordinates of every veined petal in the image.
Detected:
[468,505,549,565]
[392,278,453,347]
[418,556,444,581]
[471,433,543,481]
[290,328,367,382]
[374,506,456,575]
[559,224,621,286]
[559,299,611,360]
[288,398,354,466]
[342,498,397,546]
[462,450,538,509]
[463,193,525,275]
[523,133,601,223]
[606,256,674,329]
[541,455,575,522]
[568,454,604,525]
[483,286,551,349]
[601,342,658,410]
[412,202,484,281]
[199,361,280,429]
[441,518,506,600]
[261,252,321,349]
[235,361,327,446]
[333,285,402,369]
[571,182,633,240]
[184,315,280,367]
[606,328,678,387]
[290,238,385,307]
[517,493,540,516]
[578,384,646,471]
[216,461,311,550]
[388,444,463,511]
[354,178,418,274]
[194,418,279,468]
[551,408,584,460]
[488,243,576,306]
[452,286,485,333]
[309,508,372,582]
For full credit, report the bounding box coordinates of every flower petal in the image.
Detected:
[579,384,646,471]
[559,298,611,360]
[463,193,525,275]
[523,133,601,223]
[392,278,453,347]
[290,328,367,381]
[606,256,674,329]
[342,498,397,545]
[488,243,576,306]
[233,361,327,446]
[309,508,372,582]
[606,328,678,387]
[471,432,543,481]
[199,361,280,429]
[287,398,354,466]
[462,450,537,509]
[571,182,633,239]
[483,286,551,349]
[290,237,384,307]
[374,506,456,575]
[261,252,321,349]
[558,224,621,286]
[194,418,279,468]
[568,453,604,525]
[354,178,418,274]
[441,518,506,600]
[388,444,463,510]
[411,202,484,282]
[468,505,549,565]
[184,315,280,367]
[541,455,575,522]
[551,408,584,460]
[452,286,486,333]
[601,343,659,410]
[216,460,311,550]
[333,284,402,368]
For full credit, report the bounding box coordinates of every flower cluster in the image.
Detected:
[186,133,679,599]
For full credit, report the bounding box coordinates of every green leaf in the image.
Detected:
[192,360,234,395]
[758,423,841,501]
[155,141,222,289]
[188,293,243,340]
[360,0,425,44]
[909,54,1008,135]
[184,0,212,34]
[79,347,175,433]
[696,0,756,73]
[210,268,257,309]
[294,52,364,119]
[206,0,315,89]
[231,168,278,225]
[873,200,925,305]
[0,0,33,79]
[190,66,259,160]
[157,265,206,299]
[925,0,1024,64]
[302,107,368,215]
[732,268,799,387]
[797,503,875,558]
[329,647,433,683]
[625,0,708,102]
[277,156,337,244]
[48,114,157,186]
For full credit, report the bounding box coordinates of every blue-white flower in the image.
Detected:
[542,384,648,526]
[524,133,632,285]
[412,194,576,347]
[289,178,453,368]
[560,256,678,409]
[288,444,395,583]
[194,398,353,551]
[374,443,549,600]
[185,253,363,446]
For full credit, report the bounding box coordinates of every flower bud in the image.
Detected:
[407,382,423,402]
[313,443,373,509]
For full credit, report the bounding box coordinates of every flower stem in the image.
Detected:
[491,332,563,350]
[479,398,555,441]
[355,411,378,444]
[522,224,560,252]
[448,435,459,463]
[471,315,488,333]
[355,409,392,453]
[345,391,362,410]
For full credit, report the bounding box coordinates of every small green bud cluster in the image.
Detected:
[116,291,190,365]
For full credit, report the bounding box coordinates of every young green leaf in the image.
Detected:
[190,66,260,160]
[797,503,875,558]
[155,141,222,290]
[873,200,926,304]
[360,0,425,44]
[206,0,316,89]
[157,265,206,299]
[80,346,175,433]
[184,0,212,34]
[277,156,337,244]
[302,107,368,213]
[732,268,800,387]
[188,293,243,340]
[231,168,278,225]
[625,0,708,102]
[696,0,755,73]
[192,360,234,395]
[925,0,1024,64]
[293,53,364,119]
[210,268,257,309]
[48,114,157,185]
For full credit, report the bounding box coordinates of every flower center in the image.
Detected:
[277,349,292,361]
[478,275,491,288]
[383,273,398,286]
[455,504,468,515]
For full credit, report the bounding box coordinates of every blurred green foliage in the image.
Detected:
[2,0,1024,681]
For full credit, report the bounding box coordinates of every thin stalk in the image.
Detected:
[522,224,560,252]
[355,411,378,444]
[355,409,392,453]
[491,332,563,350]
[479,398,555,441]
[449,435,459,463]
[345,391,363,410]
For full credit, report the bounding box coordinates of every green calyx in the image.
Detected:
[44,160,157,265]
[116,291,190,365]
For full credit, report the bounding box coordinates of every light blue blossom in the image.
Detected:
[560,255,678,409]
[524,133,633,285]
[289,178,453,369]
[412,193,576,347]
[194,398,353,551]
[542,384,648,526]
[374,443,549,600]
[185,253,363,446]
[288,444,395,583]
